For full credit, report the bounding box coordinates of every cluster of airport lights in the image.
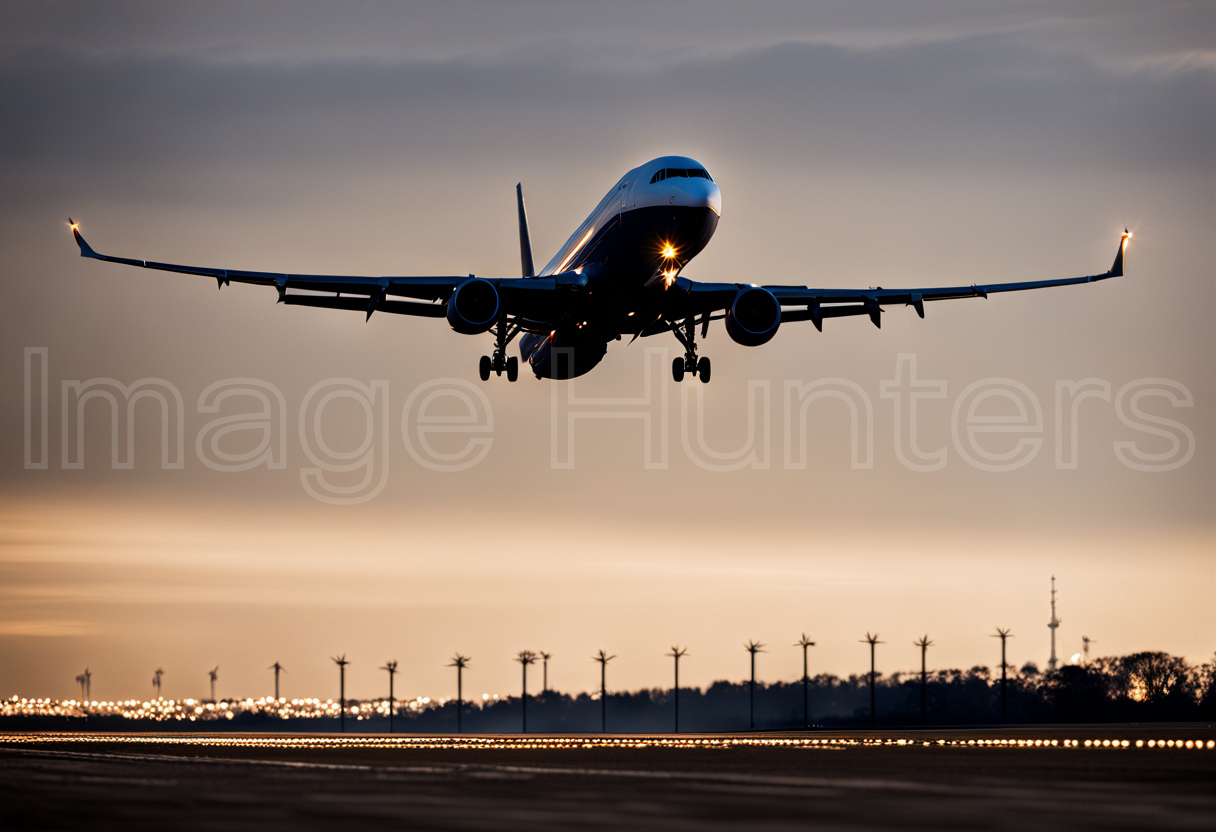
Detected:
[1,695,460,722]
[0,733,1211,752]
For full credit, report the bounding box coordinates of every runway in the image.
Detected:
[2,728,1213,831]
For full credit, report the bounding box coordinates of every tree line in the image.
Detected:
[15,650,1211,733]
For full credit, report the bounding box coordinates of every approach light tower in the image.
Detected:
[1047,576,1061,671]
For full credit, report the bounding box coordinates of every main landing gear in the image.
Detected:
[670,316,711,383]
[479,353,517,381]
[479,317,520,382]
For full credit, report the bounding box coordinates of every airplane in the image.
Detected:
[69,155,1128,383]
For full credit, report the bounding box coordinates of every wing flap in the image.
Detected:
[281,293,446,317]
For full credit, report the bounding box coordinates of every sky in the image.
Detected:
[1,1,1212,705]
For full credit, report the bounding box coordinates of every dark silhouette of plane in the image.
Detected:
[67,158,1129,383]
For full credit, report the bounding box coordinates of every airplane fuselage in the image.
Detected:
[519,155,722,378]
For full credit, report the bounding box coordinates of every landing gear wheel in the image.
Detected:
[506,356,519,382]
[672,357,685,383]
[479,355,492,381]
[697,356,711,383]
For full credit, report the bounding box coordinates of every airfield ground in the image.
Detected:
[2,726,1213,831]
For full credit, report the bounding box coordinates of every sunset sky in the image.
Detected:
[1,1,1212,705]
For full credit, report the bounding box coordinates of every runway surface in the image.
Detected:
[2,727,1213,831]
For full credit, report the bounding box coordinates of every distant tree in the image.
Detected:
[1196,654,1216,718]
[1045,663,1110,722]
[1114,652,1194,712]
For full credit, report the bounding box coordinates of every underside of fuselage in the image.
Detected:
[520,204,720,379]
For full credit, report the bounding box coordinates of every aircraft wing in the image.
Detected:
[677,232,1129,331]
[69,219,483,320]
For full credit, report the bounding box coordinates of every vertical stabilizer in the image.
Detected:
[516,183,535,278]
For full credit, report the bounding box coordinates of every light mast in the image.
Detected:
[1047,575,1061,671]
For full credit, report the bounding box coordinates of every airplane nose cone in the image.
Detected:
[673,178,722,214]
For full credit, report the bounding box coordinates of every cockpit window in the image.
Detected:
[649,167,713,184]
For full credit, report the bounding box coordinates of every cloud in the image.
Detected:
[0,619,100,637]
[1,28,1211,181]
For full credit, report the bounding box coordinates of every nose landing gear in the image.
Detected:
[670,316,711,383]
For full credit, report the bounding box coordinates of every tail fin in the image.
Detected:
[516,183,535,278]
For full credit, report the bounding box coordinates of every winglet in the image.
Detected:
[68,218,98,258]
[1109,230,1130,278]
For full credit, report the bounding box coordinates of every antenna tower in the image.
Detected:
[1047,575,1061,671]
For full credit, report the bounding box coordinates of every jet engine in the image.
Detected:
[445,278,500,334]
[725,286,781,346]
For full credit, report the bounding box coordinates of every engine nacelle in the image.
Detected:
[725,286,781,347]
[445,278,499,334]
